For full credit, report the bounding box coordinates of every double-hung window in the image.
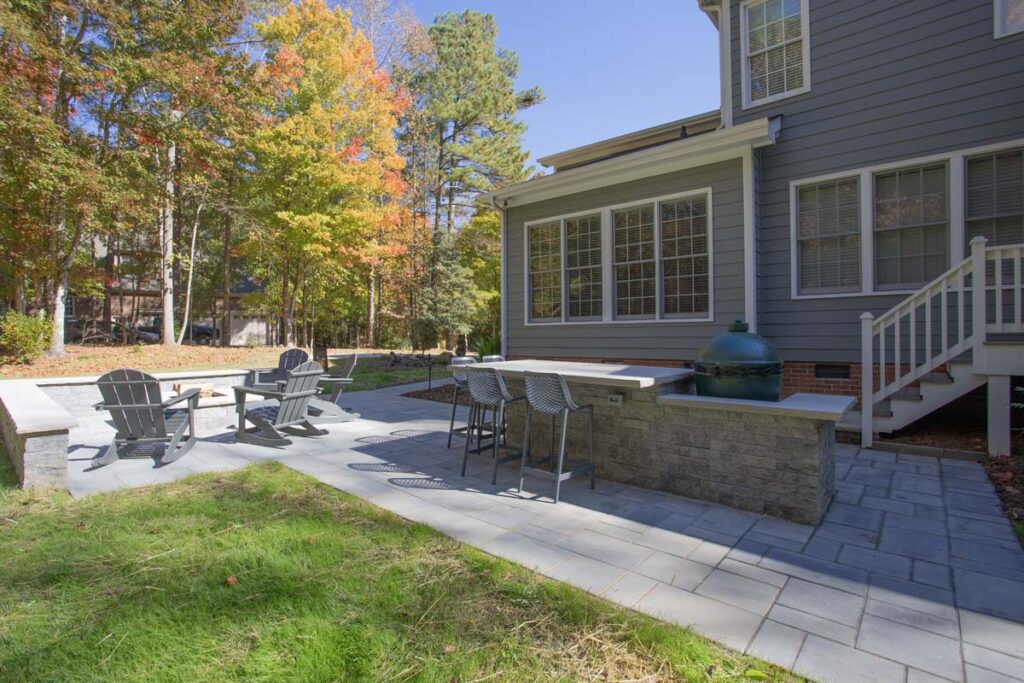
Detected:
[526,190,712,323]
[995,0,1024,37]
[966,147,1024,247]
[612,204,656,318]
[565,213,603,320]
[795,178,860,294]
[661,196,711,317]
[742,0,809,108]
[873,164,949,289]
[527,220,562,322]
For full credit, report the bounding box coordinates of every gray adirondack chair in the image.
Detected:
[234,360,327,446]
[306,353,361,425]
[92,369,200,468]
[247,348,309,388]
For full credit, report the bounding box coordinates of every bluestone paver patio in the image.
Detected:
[66,380,1024,683]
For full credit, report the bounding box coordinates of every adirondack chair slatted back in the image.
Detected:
[278,349,309,373]
[276,361,323,425]
[331,353,358,379]
[97,369,167,438]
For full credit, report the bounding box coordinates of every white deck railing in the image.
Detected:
[860,236,1024,446]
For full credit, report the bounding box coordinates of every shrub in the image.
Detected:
[473,334,501,358]
[0,312,52,364]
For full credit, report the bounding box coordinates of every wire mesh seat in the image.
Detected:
[481,355,505,363]
[519,371,595,503]
[463,367,524,485]
[446,356,478,448]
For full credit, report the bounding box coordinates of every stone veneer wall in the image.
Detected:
[500,378,835,524]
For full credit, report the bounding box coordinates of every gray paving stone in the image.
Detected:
[794,634,906,683]
[749,516,815,544]
[634,525,703,559]
[767,604,857,646]
[864,598,960,639]
[856,614,963,681]
[557,529,654,570]
[718,557,788,588]
[690,505,759,537]
[760,547,870,595]
[960,610,1024,659]
[950,537,1024,571]
[869,574,957,621]
[687,538,736,567]
[845,466,894,488]
[600,572,658,608]
[952,556,1024,583]
[965,664,1022,683]
[747,620,806,670]
[879,527,950,564]
[860,495,915,515]
[908,668,957,683]
[727,538,770,565]
[963,643,1024,682]
[545,553,625,595]
[743,530,807,553]
[825,502,884,531]
[802,536,842,561]
[477,531,574,573]
[838,544,913,579]
[891,490,946,507]
[633,551,713,591]
[635,582,762,652]
[696,567,781,615]
[954,569,1024,621]
[892,472,943,497]
[945,491,1004,516]
[815,521,881,549]
[913,560,952,590]
[884,511,947,535]
[859,449,898,463]
[776,578,865,627]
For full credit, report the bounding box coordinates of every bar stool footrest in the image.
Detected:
[522,463,594,483]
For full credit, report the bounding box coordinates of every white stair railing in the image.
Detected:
[860,237,988,447]
[985,243,1024,335]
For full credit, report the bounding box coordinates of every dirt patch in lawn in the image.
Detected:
[403,384,469,406]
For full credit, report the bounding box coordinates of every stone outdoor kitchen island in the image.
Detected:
[488,360,854,524]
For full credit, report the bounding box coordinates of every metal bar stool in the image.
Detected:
[482,355,505,363]
[518,371,595,503]
[446,357,477,448]
[462,366,524,485]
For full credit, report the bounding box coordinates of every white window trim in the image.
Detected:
[739,0,811,111]
[789,136,1024,300]
[994,0,1024,38]
[523,188,714,326]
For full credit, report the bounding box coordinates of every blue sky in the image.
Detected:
[410,0,722,170]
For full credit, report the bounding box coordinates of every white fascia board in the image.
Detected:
[482,117,780,209]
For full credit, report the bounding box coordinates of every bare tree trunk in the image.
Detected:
[160,140,176,345]
[367,264,376,348]
[221,186,233,346]
[281,258,292,346]
[176,194,205,344]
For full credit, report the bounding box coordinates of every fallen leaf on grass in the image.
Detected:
[226,576,237,586]
[442,645,456,654]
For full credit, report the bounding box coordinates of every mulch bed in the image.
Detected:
[403,384,470,406]
[984,454,1024,540]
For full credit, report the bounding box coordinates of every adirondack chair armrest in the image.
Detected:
[164,387,201,408]
[232,384,287,400]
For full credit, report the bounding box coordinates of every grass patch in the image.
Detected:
[342,364,437,392]
[0,463,796,681]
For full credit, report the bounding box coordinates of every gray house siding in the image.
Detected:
[730,0,1024,362]
[505,159,745,361]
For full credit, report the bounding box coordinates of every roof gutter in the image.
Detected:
[481,116,781,208]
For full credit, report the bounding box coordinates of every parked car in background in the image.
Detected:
[137,316,220,345]
[64,318,159,345]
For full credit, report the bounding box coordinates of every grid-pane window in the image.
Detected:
[874,164,948,289]
[660,196,710,316]
[745,0,805,103]
[966,148,1024,247]
[528,221,562,321]
[565,213,603,320]
[797,178,860,294]
[996,0,1024,37]
[613,204,656,318]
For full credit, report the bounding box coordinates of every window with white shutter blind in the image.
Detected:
[966,148,1024,247]
[796,178,860,294]
[874,164,949,289]
[528,221,562,322]
[742,0,809,107]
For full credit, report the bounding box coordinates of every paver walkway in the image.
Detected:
[67,380,1024,683]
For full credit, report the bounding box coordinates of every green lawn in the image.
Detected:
[0,463,796,682]
[341,363,440,392]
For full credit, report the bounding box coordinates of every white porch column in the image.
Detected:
[987,375,1011,457]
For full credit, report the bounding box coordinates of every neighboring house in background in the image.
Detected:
[481,0,1024,454]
